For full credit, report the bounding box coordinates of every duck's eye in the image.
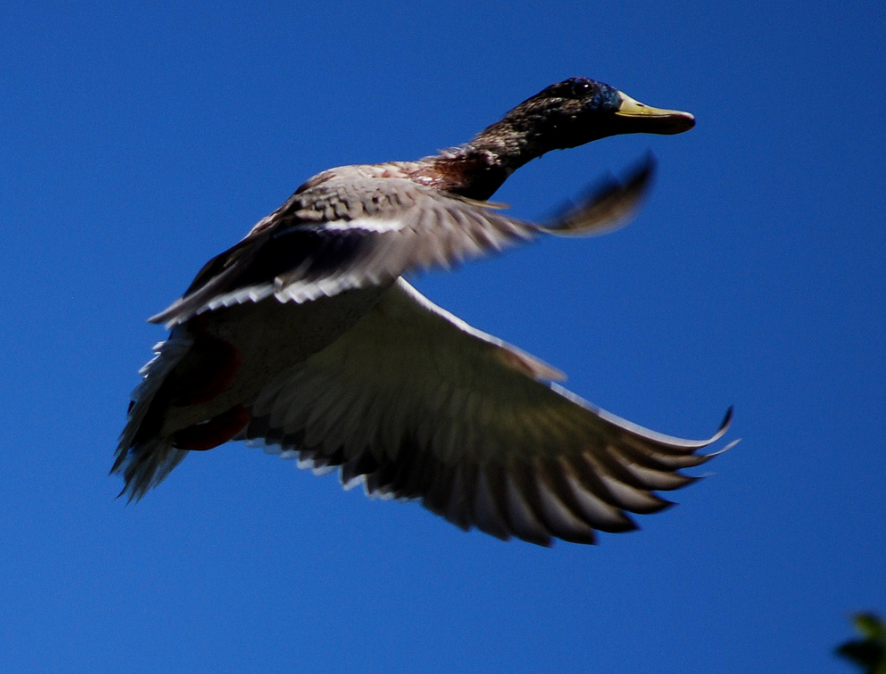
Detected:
[572,80,592,95]
[542,78,597,100]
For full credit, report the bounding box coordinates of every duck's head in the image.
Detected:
[508,77,695,150]
[423,77,695,200]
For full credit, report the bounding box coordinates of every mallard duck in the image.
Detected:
[115,77,732,546]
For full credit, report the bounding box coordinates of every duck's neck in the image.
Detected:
[406,116,555,201]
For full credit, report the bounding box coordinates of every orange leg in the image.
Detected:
[166,318,249,450]
[172,404,250,451]
[129,319,248,452]
[171,332,243,406]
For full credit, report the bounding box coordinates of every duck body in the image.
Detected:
[115,78,731,546]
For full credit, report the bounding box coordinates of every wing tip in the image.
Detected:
[538,153,658,237]
[707,405,736,446]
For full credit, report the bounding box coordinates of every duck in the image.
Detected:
[114,77,733,546]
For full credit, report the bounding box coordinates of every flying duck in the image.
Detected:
[114,77,732,546]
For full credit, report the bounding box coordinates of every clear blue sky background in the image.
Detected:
[2,2,884,672]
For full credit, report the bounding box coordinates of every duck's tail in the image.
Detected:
[112,331,194,501]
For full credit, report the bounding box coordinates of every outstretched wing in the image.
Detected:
[150,160,655,327]
[242,279,733,546]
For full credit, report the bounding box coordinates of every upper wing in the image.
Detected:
[149,160,655,327]
[149,177,534,326]
[242,279,733,546]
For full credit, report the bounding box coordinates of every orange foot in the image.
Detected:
[171,327,243,406]
[172,404,250,451]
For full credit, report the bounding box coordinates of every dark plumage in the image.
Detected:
[115,77,733,546]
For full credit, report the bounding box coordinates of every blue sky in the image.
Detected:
[2,2,884,672]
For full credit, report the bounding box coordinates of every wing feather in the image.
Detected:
[150,161,654,327]
[243,279,732,545]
